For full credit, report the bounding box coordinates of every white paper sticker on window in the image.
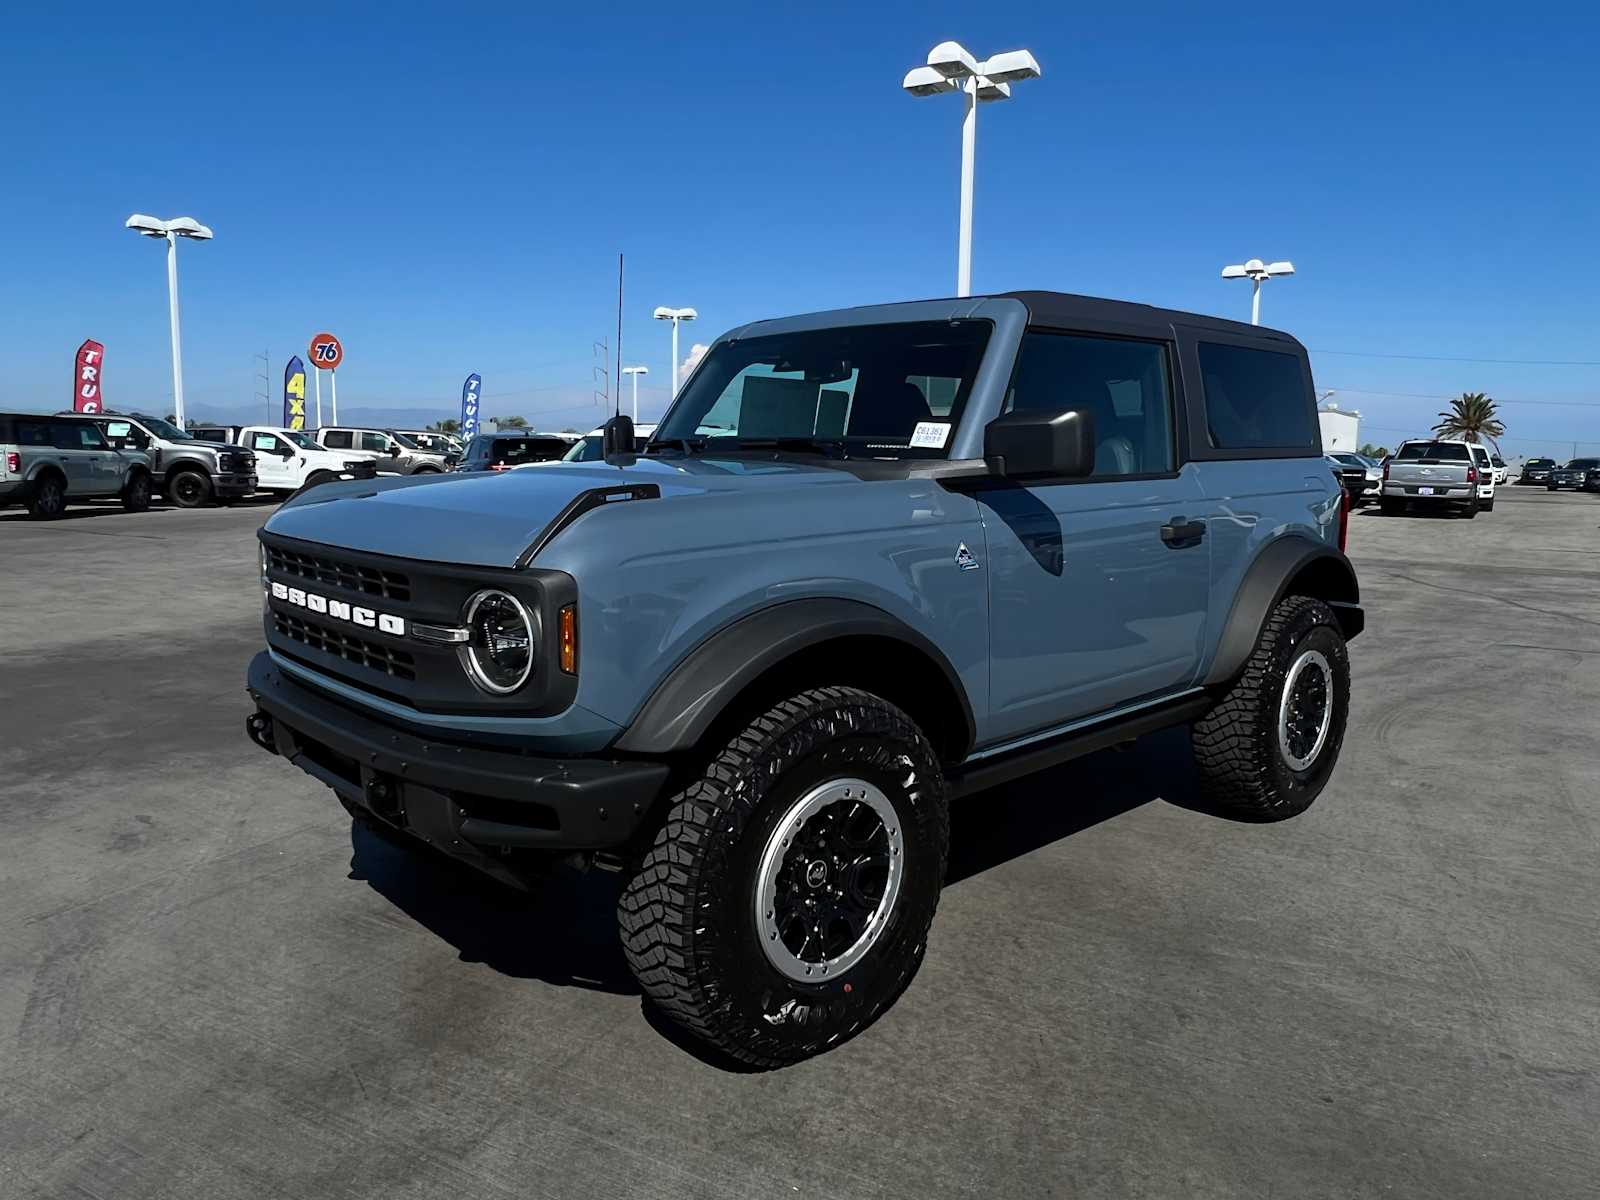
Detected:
[910,421,951,449]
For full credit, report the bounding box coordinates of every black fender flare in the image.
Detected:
[163,457,214,480]
[613,598,976,756]
[1203,537,1363,686]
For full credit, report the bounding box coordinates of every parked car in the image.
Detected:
[190,425,380,495]
[0,411,154,518]
[557,424,657,462]
[1519,457,1557,484]
[1469,444,1496,512]
[1326,452,1380,506]
[313,427,450,474]
[1546,458,1600,492]
[1379,439,1481,517]
[245,290,1362,1067]
[59,411,256,508]
[1490,453,1508,485]
[455,431,577,471]
[393,429,464,465]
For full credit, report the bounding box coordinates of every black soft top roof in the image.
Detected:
[999,290,1299,345]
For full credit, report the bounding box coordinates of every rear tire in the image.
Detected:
[618,686,948,1068]
[26,473,66,519]
[167,468,212,509]
[1379,498,1403,516]
[1482,498,1495,513]
[1191,595,1350,822]
[121,470,151,512]
[1548,485,1559,492]
[1461,502,1478,519]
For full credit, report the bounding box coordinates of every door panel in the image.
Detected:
[251,433,293,488]
[981,469,1212,740]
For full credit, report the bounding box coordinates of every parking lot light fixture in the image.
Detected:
[1221,258,1295,325]
[652,307,698,398]
[902,42,1041,298]
[621,365,649,421]
[125,214,214,429]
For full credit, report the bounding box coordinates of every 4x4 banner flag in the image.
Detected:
[461,373,481,440]
[283,357,307,430]
[73,339,105,412]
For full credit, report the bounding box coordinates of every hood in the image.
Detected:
[262,453,863,568]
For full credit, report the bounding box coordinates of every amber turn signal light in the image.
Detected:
[558,604,577,674]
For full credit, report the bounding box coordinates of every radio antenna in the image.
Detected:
[615,253,624,419]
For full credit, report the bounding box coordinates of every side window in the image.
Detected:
[50,421,107,450]
[360,432,390,452]
[1006,332,1174,477]
[1198,342,1316,451]
[251,433,282,453]
[16,419,53,446]
[322,430,352,449]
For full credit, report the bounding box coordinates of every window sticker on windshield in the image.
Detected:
[910,421,950,449]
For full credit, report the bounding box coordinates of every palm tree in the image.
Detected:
[1433,392,1505,454]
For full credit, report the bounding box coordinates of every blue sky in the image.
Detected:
[3,1,1597,456]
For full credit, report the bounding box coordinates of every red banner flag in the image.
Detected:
[74,339,105,412]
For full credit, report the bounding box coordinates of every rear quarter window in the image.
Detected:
[1196,341,1317,454]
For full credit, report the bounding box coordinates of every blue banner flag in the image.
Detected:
[283,356,307,430]
[460,373,482,439]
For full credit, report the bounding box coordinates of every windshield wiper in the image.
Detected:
[644,436,708,456]
[732,437,850,460]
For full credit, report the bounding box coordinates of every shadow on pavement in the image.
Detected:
[0,500,175,522]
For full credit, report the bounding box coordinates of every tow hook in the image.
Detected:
[245,711,277,755]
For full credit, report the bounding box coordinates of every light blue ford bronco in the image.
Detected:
[245,291,1362,1066]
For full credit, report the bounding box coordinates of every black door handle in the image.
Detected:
[1160,517,1206,545]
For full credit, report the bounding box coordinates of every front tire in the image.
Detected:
[1191,595,1350,822]
[121,470,151,512]
[619,686,949,1068]
[167,468,212,509]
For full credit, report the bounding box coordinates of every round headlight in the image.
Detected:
[460,589,535,694]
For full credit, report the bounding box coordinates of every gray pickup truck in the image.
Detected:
[245,290,1363,1066]
[1,411,154,517]
[61,411,258,508]
[1379,438,1482,517]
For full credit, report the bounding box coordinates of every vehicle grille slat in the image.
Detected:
[266,545,411,602]
[273,612,416,680]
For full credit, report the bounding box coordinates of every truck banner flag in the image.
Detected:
[73,339,105,412]
[460,373,482,439]
[283,356,308,430]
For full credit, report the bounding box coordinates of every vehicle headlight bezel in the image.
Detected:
[457,588,538,695]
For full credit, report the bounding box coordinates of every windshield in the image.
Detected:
[1526,459,1555,468]
[653,319,992,458]
[282,430,320,450]
[480,436,572,466]
[390,431,422,450]
[135,414,191,441]
[1395,441,1469,462]
[1565,459,1600,469]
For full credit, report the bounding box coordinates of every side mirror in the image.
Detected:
[602,414,636,463]
[388,445,401,457]
[983,407,1095,480]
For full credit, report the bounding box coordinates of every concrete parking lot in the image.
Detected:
[2,485,1598,1198]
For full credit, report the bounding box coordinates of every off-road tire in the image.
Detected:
[618,686,949,1068]
[1190,595,1350,822]
[26,473,66,519]
[121,470,151,512]
[1379,498,1403,516]
[167,468,212,509]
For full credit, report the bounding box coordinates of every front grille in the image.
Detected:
[220,451,256,472]
[344,459,376,477]
[267,545,411,602]
[273,612,416,680]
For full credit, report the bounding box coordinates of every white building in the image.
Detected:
[1318,404,1360,453]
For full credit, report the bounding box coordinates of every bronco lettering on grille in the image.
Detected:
[270,581,406,636]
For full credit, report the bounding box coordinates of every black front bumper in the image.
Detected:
[214,473,259,498]
[246,652,670,881]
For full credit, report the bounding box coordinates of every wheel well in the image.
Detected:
[697,634,973,764]
[32,465,66,489]
[167,460,211,478]
[1284,555,1361,639]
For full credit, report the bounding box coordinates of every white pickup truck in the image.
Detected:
[189,425,379,496]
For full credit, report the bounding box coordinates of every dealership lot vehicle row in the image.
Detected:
[2,486,1598,1198]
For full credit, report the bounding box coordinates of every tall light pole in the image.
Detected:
[1221,258,1295,325]
[653,306,698,398]
[125,214,213,428]
[903,42,1041,298]
[621,365,649,421]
